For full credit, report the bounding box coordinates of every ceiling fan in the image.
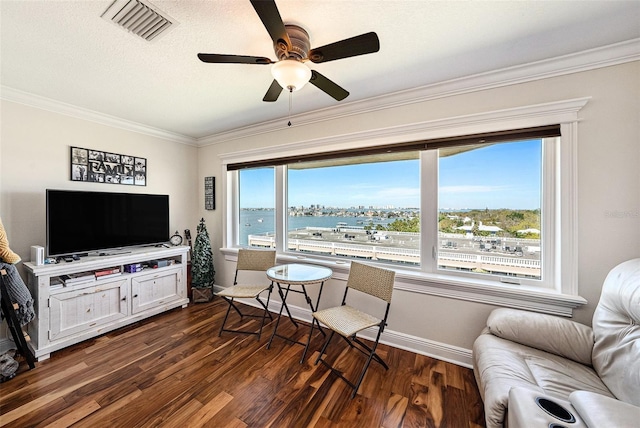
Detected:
[197,0,380,102]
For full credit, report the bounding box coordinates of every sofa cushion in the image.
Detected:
[473,333,613,428]
[487,308,594,366]
[591,258,640,406]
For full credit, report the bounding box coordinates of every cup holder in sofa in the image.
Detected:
[535,397,576,423]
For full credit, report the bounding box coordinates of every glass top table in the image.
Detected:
[266,263,333,285]
[266,263,333,363]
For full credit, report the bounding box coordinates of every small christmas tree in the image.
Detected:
[191,218,215,302]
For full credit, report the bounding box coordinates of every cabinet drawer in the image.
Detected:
[131,268,182,314]
[49,279,128,341]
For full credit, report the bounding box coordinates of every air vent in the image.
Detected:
[101,0,178,42]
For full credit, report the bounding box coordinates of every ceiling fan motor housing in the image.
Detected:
[276,25,310,61]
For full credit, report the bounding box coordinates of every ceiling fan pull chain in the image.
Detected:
[288,87,293,127]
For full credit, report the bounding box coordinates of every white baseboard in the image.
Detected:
[213,285,474,369]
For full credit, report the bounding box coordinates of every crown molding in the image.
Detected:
[0,86,197,146]
[199,38,639,147]
[1,39,637,147]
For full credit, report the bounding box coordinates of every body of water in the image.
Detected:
[239,209,390,245]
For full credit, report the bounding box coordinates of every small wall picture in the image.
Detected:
[70,146,146,186]
[205,176,215,210]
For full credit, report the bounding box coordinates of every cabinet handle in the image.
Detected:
[133,294,138,298]
[121,296,127,301]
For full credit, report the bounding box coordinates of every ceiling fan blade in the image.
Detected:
[263,80,283,102]
[309,70,349,101]
[250,0,291,50]
[308,32,380,64]
[197,53,273,64]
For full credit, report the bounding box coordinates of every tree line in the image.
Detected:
[365,209,541,238]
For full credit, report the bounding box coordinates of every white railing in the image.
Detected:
[249,235,540,269]
[248,235,540,269]
[436,251,540,268]
[439,252,477,262]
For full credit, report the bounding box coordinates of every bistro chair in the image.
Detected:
[311,261,395,398]
[216,248,277,340]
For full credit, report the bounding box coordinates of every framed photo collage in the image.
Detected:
[70,146,146,186]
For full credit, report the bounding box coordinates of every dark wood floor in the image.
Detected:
[1,299,485,427]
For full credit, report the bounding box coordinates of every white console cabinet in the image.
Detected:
[24,246,189,361]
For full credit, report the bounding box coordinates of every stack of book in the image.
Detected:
[59,271,95,286]
[94,267,122,280]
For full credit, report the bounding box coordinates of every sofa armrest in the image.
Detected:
[570,391,640,428]
[487,308,594,366]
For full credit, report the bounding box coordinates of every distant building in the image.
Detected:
[456,221,502,235]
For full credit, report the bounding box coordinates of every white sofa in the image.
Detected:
[473,258,640,427]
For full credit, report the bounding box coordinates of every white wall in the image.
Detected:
[0,100,199,351]
[197,61,639,365]
[1,100,199,258]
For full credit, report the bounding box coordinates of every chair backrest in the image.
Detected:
[236,248,276,272]
[346,261,395,303]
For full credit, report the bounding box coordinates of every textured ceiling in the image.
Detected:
[1,0,639,140]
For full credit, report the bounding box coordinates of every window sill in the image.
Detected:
[220,248,587,317]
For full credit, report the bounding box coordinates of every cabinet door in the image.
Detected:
[131,268,182,314]
[49,279,129,341]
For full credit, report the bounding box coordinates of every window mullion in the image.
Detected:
[542,137,558,290]
[226,170,239,248]
[275,165,286,253]
[421,150,438,272]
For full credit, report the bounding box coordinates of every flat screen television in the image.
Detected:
[46,189,170,257]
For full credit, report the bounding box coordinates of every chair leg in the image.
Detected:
[350,325,387,397]
[219,290,276,339]
[352,336,388,369]
[256,288,273,340]
[301,314,317,364]
[316,330,362,396]
[219,298,234,337]
[255,292,273,321]
[228,298,244,318]
[315,327,389,398]
[351,342,379,398]
[340,334,356,348]
[316,330,335,364]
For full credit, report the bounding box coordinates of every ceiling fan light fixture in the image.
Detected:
[271,59,311,92]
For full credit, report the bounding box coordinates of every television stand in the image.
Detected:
[23,245,189,361]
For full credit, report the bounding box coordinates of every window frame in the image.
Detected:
[221,98,589,315]
[426,138,553,288]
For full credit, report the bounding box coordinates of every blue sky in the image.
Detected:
[240,140,542,210]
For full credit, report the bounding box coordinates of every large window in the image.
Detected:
[231,134,553,288]
[222,98,588,311]
[437,140,543,281]
[287,154,420,264]
[238,167,274,246]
